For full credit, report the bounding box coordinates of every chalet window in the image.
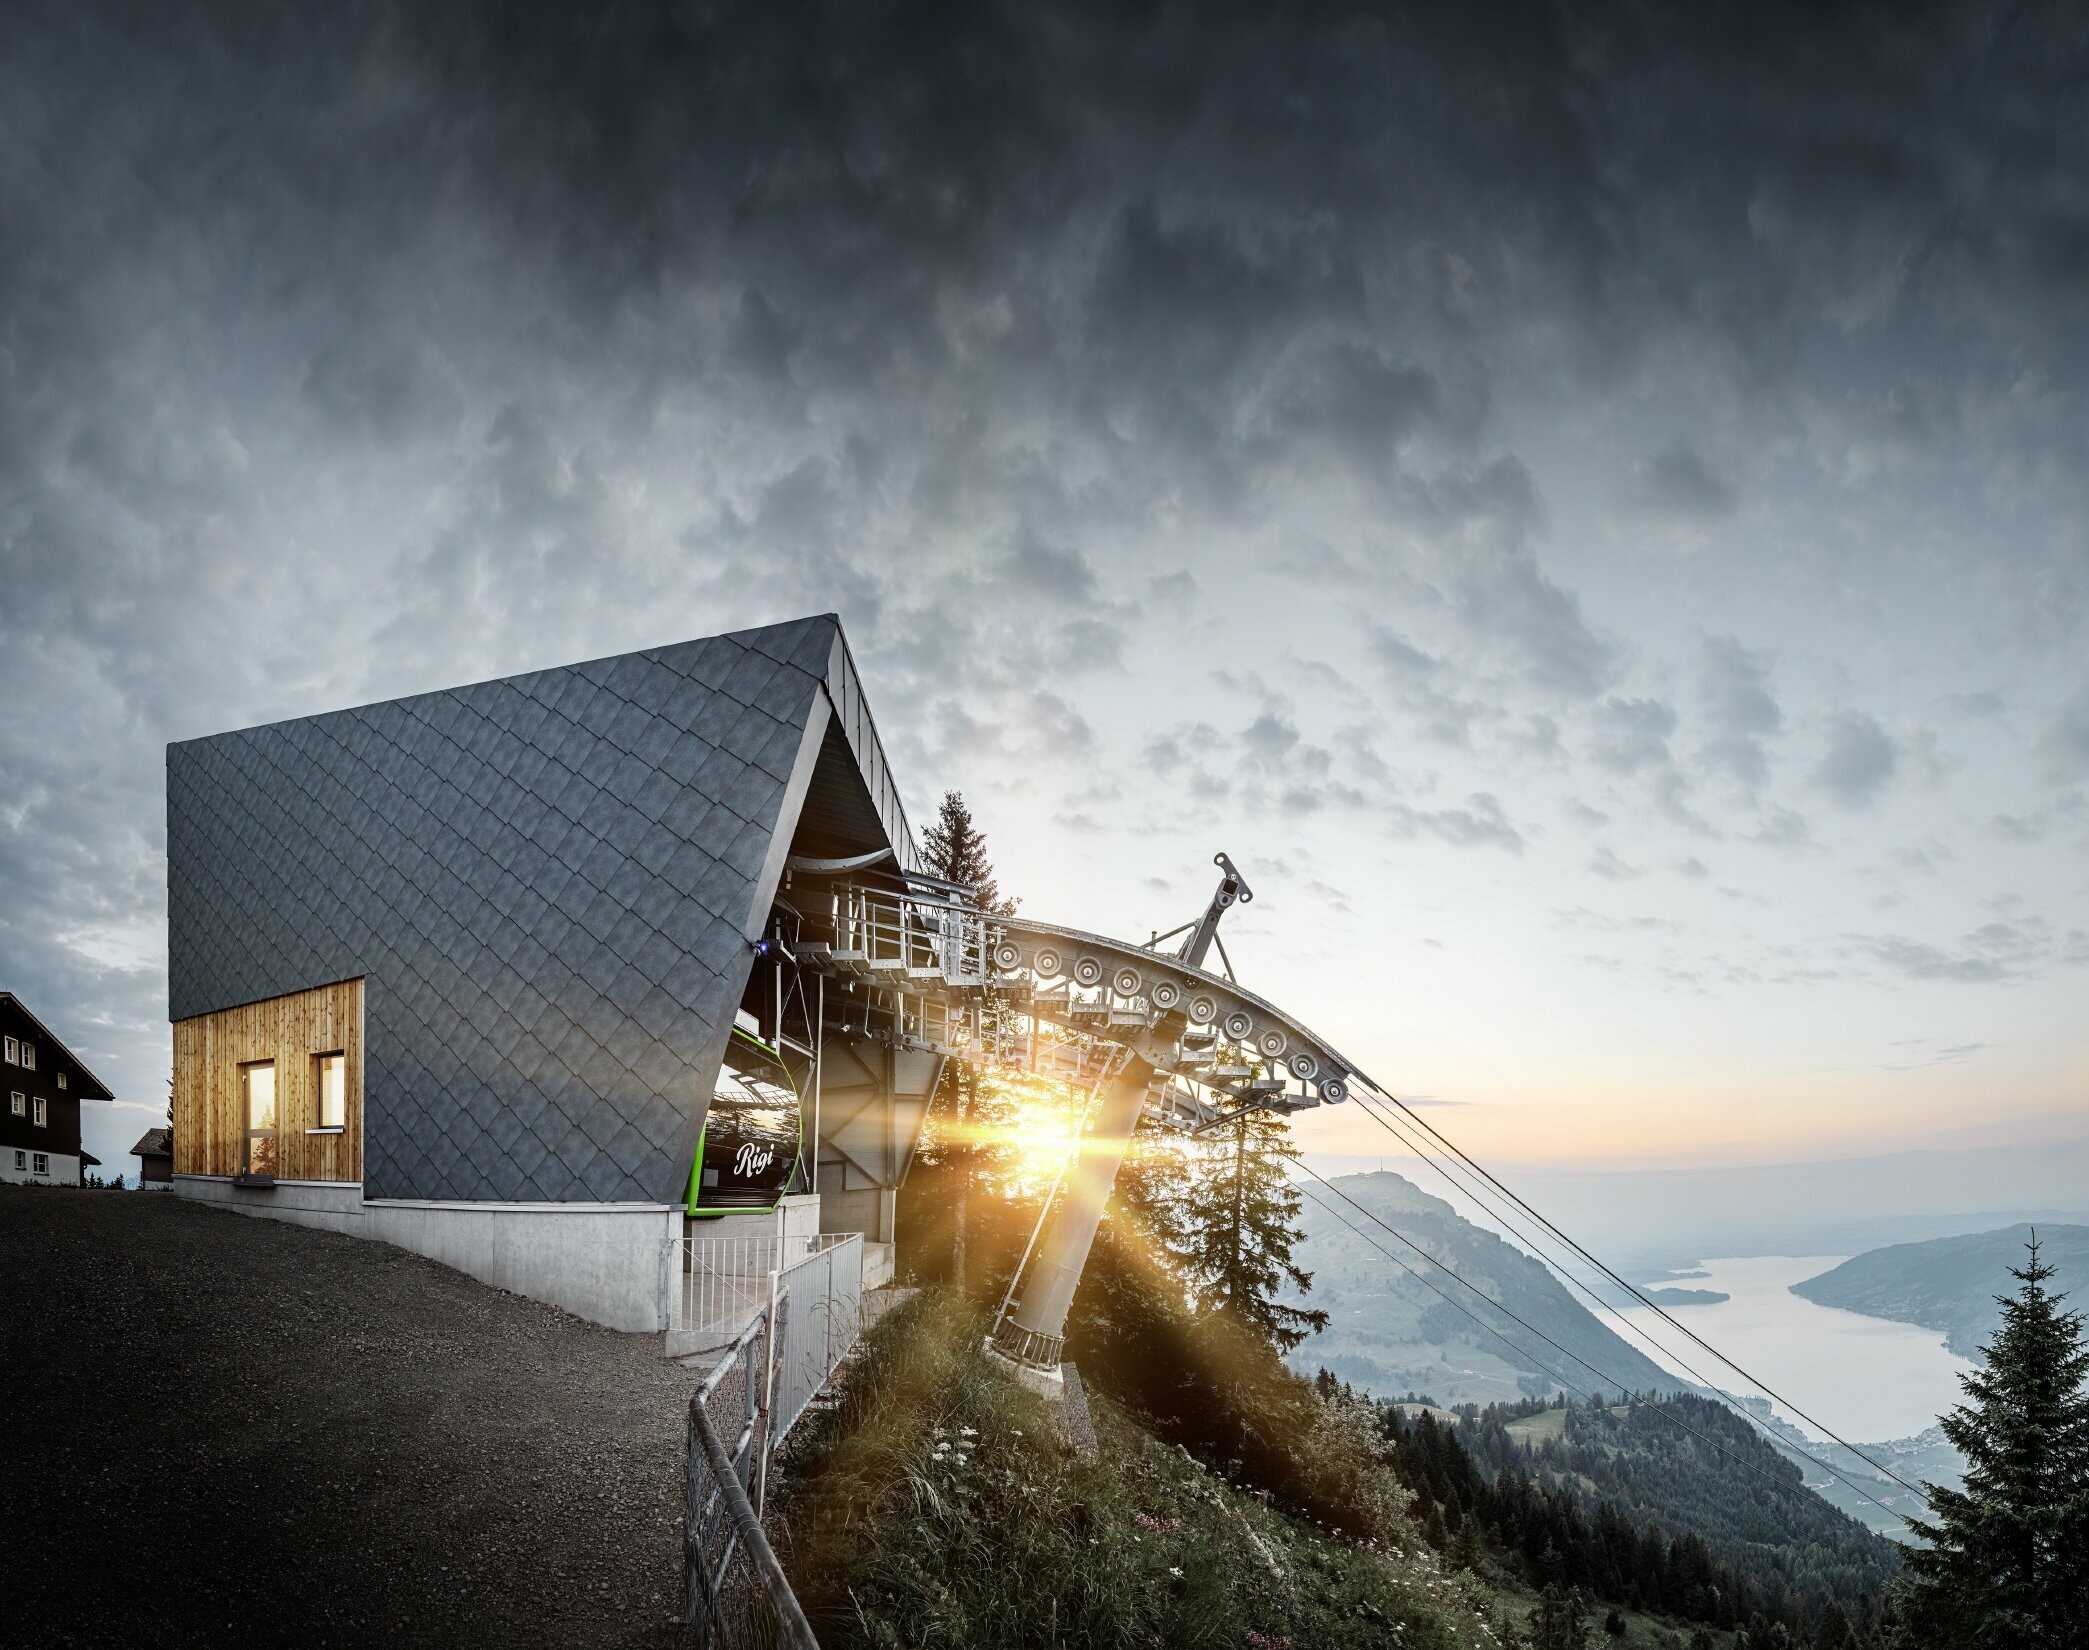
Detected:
[8,1092,20,1116]
[32,1153,48,1176]
[56,1071,65,1090]
[19,1042,32,1070]
[313,1051,346,1131]
[240,1060,278,1178]
[11,1150,21,1171]
[2,1036,13,1063]
[32,1097,47,1127]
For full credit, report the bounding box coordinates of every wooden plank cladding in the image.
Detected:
[172,978,363,1182]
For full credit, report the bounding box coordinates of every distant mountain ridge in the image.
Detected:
[1791,1223,2089,1359]
[1287,1170,1692,1405]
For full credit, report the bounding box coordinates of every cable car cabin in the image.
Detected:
[686,1027,803,1216]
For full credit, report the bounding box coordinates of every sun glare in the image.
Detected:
[999,1082,1084,1190]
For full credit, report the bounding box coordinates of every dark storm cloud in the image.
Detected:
[1395,459,1618,700]
[1630,447,1737,524]
[5,0,2089,1148]
[1589,696,1679,777]
[1695,634,1783,790]
[1811,711,1899,808]
[1362,624,1489,748]
[2039,686,2089,784]
[1136,689,1525,849]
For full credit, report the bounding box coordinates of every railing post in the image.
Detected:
[758,1269,780,1521]
[689,1368,818,1650]
[683,1394,702,1634]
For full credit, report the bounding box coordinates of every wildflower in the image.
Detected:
[1168,1566,1183,1578]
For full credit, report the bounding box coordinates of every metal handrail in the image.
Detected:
[684,1309,820,1649]
[688,1378,817,1650]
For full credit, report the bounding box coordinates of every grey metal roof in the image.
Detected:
[166,614,908,1204]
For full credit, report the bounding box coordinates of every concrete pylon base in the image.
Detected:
[980,1336,1065,1400]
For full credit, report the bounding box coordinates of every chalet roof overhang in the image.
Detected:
[0,993,115,1101]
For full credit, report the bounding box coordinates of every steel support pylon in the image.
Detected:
[983,1055,1157,1394]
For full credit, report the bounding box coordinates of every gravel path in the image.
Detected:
[0,1186,703,1649]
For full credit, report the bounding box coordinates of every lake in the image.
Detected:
[1613,1254,1976,1444]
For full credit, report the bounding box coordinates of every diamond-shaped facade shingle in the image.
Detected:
[166,615,855,1204]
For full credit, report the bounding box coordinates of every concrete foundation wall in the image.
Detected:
[817,1184,895,1244]
[778,1192,822,1245]
[173,1176,677,1332]
[864,1241,895,1290]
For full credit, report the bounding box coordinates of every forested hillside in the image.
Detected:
[1369,1386,1901,1642]
[1792,1223,2089,1358]
[1288,1171,1692,1405]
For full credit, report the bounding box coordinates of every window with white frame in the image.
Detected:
[33,1097,48,1127]
[32,1152,48,1176]
[11,1150,21,1171]
[9,1092,20,1117]
[20,1042,33,1070]
[56,1071,66,1090]
[2,1036,14,1063]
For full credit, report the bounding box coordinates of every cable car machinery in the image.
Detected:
[771,850,1367,1396]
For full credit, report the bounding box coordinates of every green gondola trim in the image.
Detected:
[685,1025,804,1218]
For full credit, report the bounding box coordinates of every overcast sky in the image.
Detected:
[4,2,2085,1190]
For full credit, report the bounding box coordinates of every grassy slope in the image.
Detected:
[772,1289,1513,1650]
[774,1291,1748,1649]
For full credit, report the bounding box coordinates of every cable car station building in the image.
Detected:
[167,614,1367,1377]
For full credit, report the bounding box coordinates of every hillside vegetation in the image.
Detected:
[1287,1171,1693,1405]
[1432,1392,1900,1627]
[774,1289,1518,1650]
[1792,1223,2089,1358]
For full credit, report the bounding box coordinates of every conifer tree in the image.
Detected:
[1181,1106,1328,1352]
[1813,1599,1855,1649]
[1527,1584,1591,1649]
[918,791,1014,1291]
[920,790,1015,916]
[1896,1236,2089,1648]
[1067,1118,1198,1400]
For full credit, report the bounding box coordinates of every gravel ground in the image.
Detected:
[0,1185,705,1649]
